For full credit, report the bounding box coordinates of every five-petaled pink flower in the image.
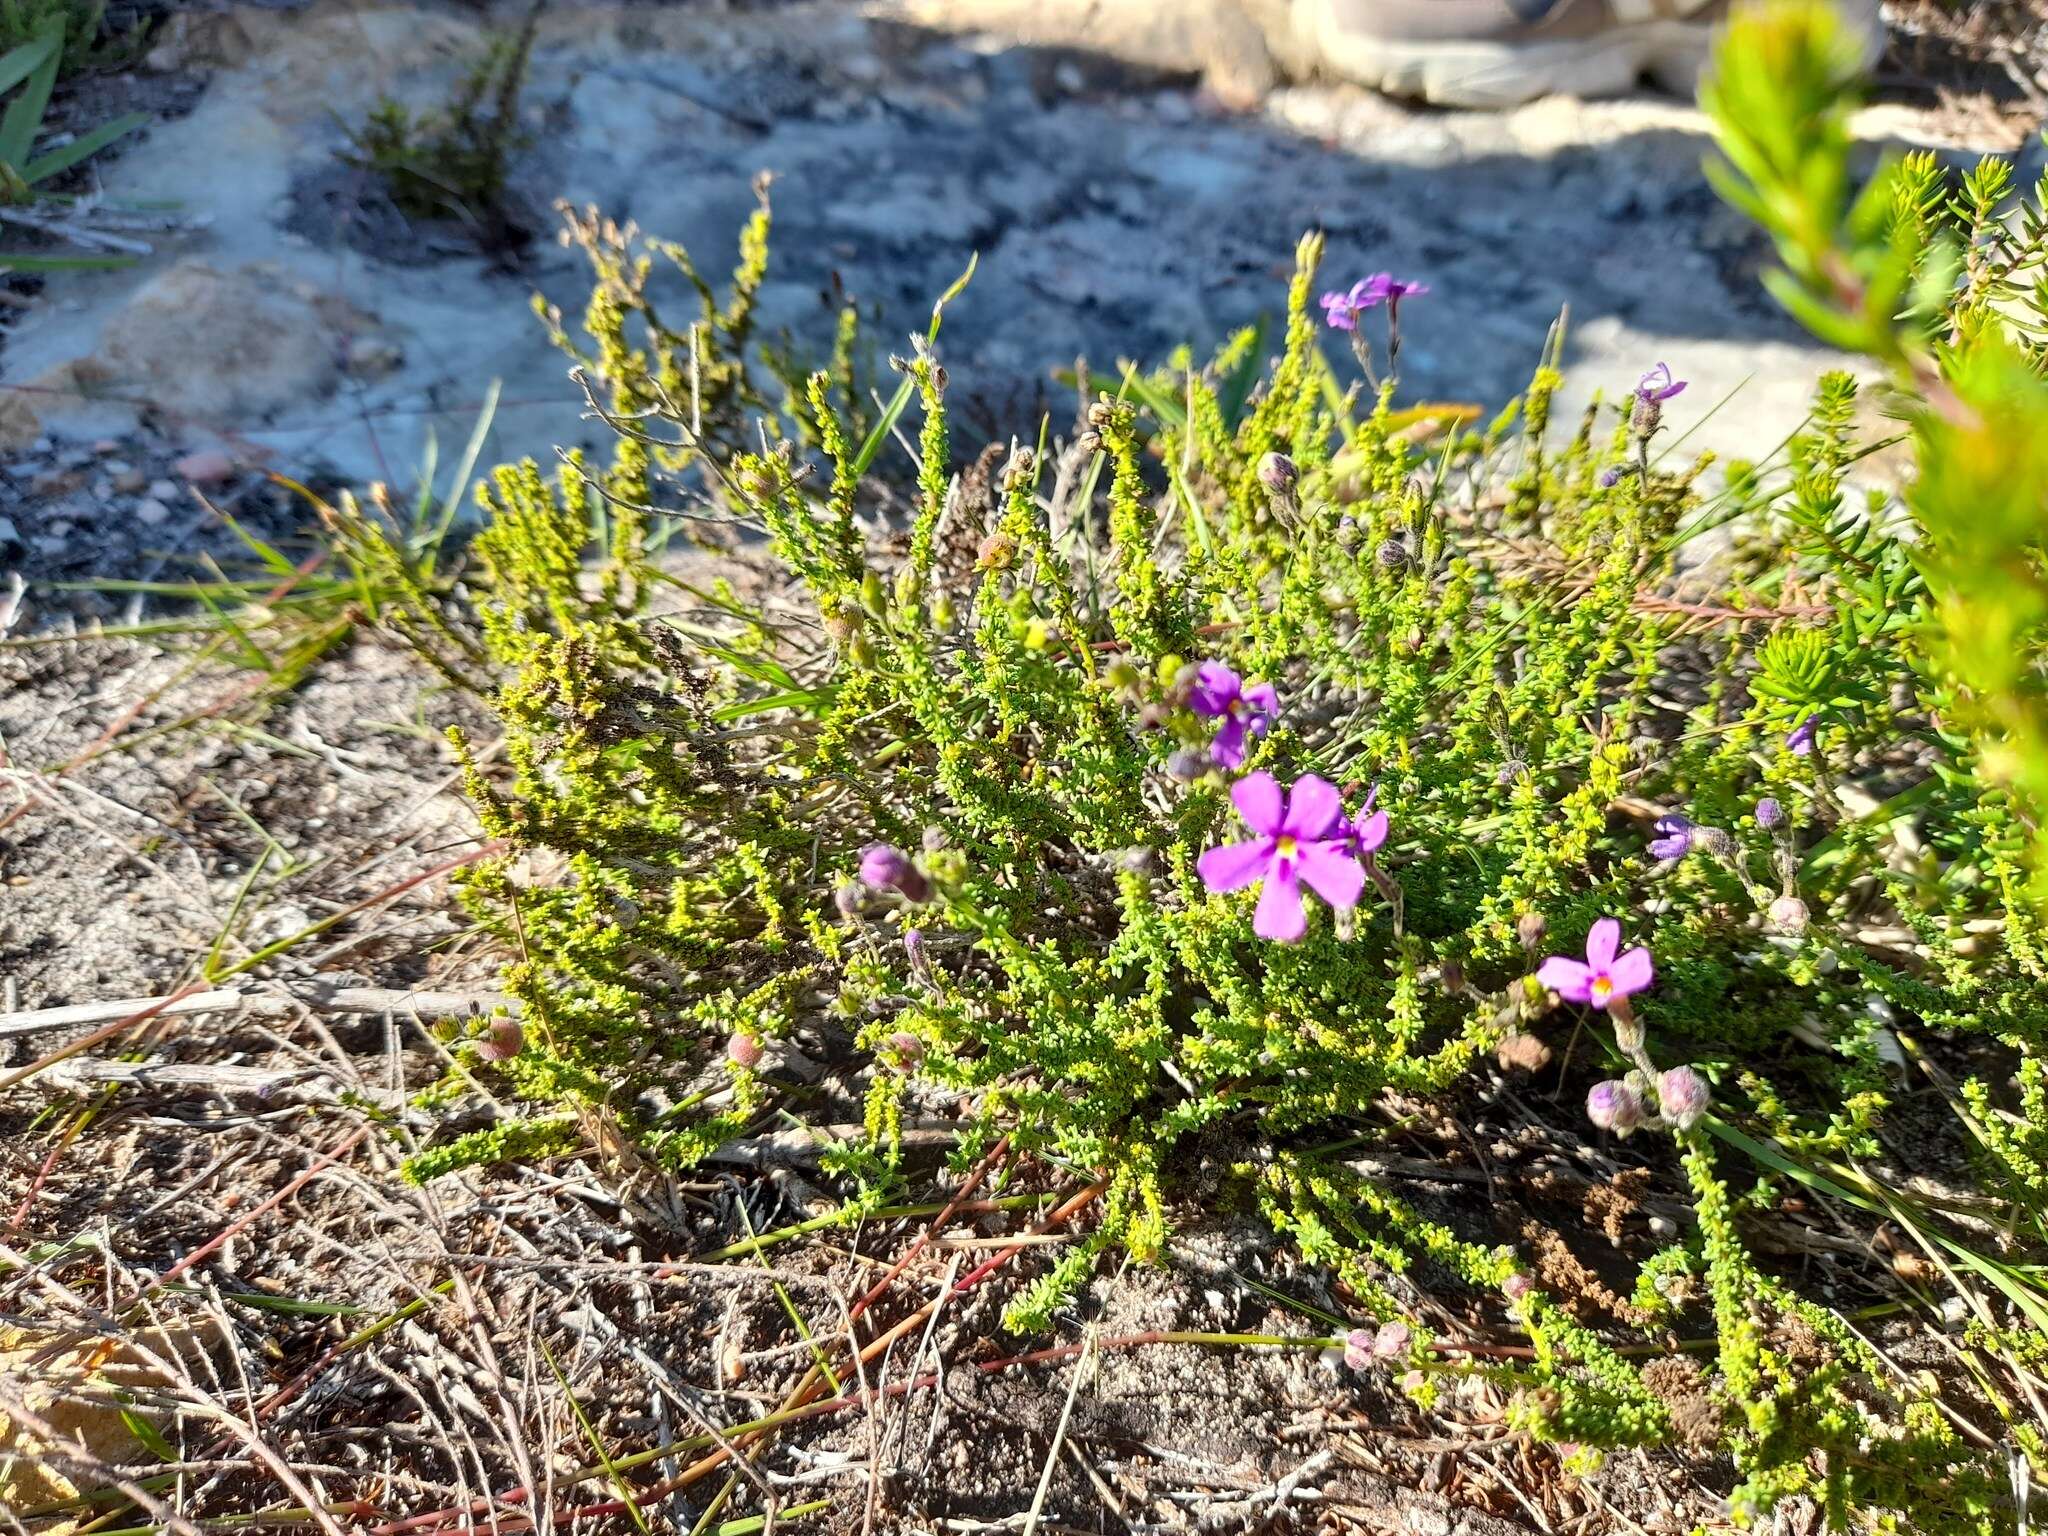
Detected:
[1319,280,1377,331]
[1188,662,1279,770]
[1197,772,1364,942]
[1537,918,1653,1010]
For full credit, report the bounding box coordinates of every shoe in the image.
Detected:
[1293,0,1885,108]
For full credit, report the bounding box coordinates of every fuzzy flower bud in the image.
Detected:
[1586,1079,1648,1136]
[1502,1273,1535,1303]
[884,1030,925,1071]
[1597,465,1623,489]
[833,882,865,921]
[1371,1320,1411,1359]
[1768,894,1809,935]
[1375,536,1411,571]
[1694,825,1737,859]
[1516,911,1547,954]
[475,1016,524,1062]
[1754,796,1783,831]
[902,926,932,984]
[1656,1064,1710,1129]
[726,1031,764,1070]
[1257,451,1299,496]
[858,843,930,903]
[976,531,1015,571]
[1165,748,1211,783]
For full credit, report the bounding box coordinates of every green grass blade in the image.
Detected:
[21,110,148,186]
[0,24,61,171]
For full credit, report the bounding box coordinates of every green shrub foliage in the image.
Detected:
[335,4,2048,1526]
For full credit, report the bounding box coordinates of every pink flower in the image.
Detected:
[1196,772,1363,943]
[1319,280,1377,331]
[1537,918,1653,1010]
[1187,662,1279,770]
[1342,783,1389,860]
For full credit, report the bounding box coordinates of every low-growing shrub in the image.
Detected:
[328,3,2048,1526]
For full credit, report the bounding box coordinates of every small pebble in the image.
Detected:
[146,478,178,501]
[135,497,171,525]
[174,448,235,485]
[113,468,148,493]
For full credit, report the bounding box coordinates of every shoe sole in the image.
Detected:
[1293,0,1884,108]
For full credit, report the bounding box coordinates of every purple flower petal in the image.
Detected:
[1254,868,1308,942]
[1280,775,1344,840]
[1189,662,1241,717]
[1294,841,1364,909]
[1210,715,1249,769]
[1241,680,1279,725]
[1230,771,1285,837]
[1605,946,1654,998]
[1197,838,1271,893]
[1536,956,1594,1003]
[1585,917,1621,971]
[1352,807,1389,856]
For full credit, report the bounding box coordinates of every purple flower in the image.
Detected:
[1196,772,1363,943]
[859,843,930,903]
[1342,1327,1375,1370]
[1586,1078,1648,1135]
[1502,1273,1535,1303]
[1754,797,1783,830]
[1364,273,1429,304]
[1787,714,1819,756]
[1188,662,1279,770]
[1341,1321,1410,1369]
[1343,783,1390,860]
[1648,814,1694,861]
[1636,363,1687,404]
[1537,918,1653,1010]
[1319,281,1378,331]
[1657,1065,1711,1129]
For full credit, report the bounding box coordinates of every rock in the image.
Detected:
[96,262,375,426]
[134,497,172,525]
[113,467,147,493]
[173,449,236,487]
[146,477,178,500]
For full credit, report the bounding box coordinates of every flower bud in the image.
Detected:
[1166,748,1211,783]
[976,532,1015,571]
[1375,536,1411,571]
[1516,911,1547,953]
[894,565,923,612]
[1371,1320,1411,1359]
[1257,452,1299,496]
[1597,465,1623,489]
[928,594,956,631]
[885,1030,925,1071]
[1656,1064,1710,1129]
[860,570,888,619]
[1117,846,1163,877]
[1104,659,1144,699]
[727,1031,764,1069]
[833,882,865,921]
[1502,1273,1535,1303]
[1586,1079,1648,1136]
[1754,797,1783,831]
[1001,446,1036,489]
[1342,1327,1375,1371]
[1694,825,1736,859]
[1768,894,1809,935]
[921,826,948,854]
[1334,516,1363,550]
[902,926,931,983]
[858,843,930,903]
[475,1016,524,1062]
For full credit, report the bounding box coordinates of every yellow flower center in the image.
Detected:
[1275,835,1298,859]
[1591,975,1613,1004]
